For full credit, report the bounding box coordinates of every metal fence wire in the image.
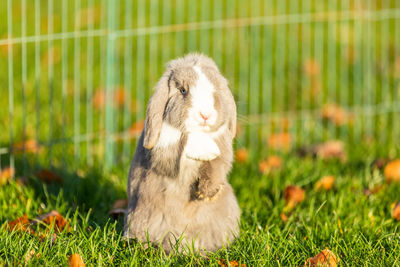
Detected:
[1,0,400,173]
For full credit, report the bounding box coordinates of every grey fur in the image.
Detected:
[124,53,240,254]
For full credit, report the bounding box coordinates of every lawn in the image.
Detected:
[1,144,400,265]
[1,0,400,265]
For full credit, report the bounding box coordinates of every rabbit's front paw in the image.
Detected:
[185,132,221,161]
[196,180,223,201]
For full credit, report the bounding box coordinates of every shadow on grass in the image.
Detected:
[2,152,128,230]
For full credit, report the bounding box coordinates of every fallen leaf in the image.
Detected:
[218,259,246,267]
[384,159,400,183]
[280,213,288,222]
[69,253,86,267]
[32,210,70,233]
[109,199,128,219]
[128,120,145,136]
[13,139,41,154]
[6,214,30,232]
[371,157,391,170]
[24,249,41,265]
[113,87,127,108]
[315,140,346,161]
[92,90,106,109]
[393,202,400,221]
[284,185,305,210]
[0,34,14,56]
[235,148,248,163]
[35,170,63,184]
[305,249,339,267]
[304,58,320,76]
[76,5,102,28]
[41,46,61,66]
[267,132,291,150]
[259,156,282,174]
[363,184,383,197]
[315,176,335,191]
[0,167,15,185]
[322,104,350,126]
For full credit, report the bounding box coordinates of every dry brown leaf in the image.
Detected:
[393,202,400,221]
[305,249,339,267]
[76,6,102,28]
[33,210,70,233]
[7,214,30,232]
[304,58,320,76]
[371,157,391,170]
[128,120,145,136]
[384,159,400,183]
[35,170,63,184]
[0,34,13,56]
[41,46,61,66]
[235,148,248,163]
[259,156,282,174]
[315,140,346,161]
[363,184,383,197]
[69,253,86,267]
[267,132,291,150]
[322,104,350,126]
[315,176,335,191]
[13,139,41,154]
[280,213,288,222]
[284,185,305,210]
[0,167,15,185]
[92,90,106,109]
[24,249,41,265]
[218,259,246,267]
[109,199,128,219]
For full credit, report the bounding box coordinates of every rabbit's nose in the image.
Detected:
[200,112,210,121]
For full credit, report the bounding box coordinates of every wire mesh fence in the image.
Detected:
[1,0,400,174]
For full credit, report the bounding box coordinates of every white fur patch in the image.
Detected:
[184,132,221,161]
[155,122,182,148]
[185,66,217,132]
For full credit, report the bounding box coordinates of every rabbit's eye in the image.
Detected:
[179,87,187,96]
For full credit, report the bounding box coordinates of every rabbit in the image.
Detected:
[124,53,240,254]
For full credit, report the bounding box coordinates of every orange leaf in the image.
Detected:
[384,159,400,183]
[315,140,346,161]
[13,139,41,154]
[0,167,15,185]
[128,120,145,136]
[284,185,305,210]
[35,170,63,184]
[0,34,14,56]
[109,199,128,219]
[267,132,291,150]
[259,156,282,174]
[7,214,30,232]
[68,253,86,267]
[33,210,70,233]
[92,89,106,109]
[280,213,288,222]
[235,148,248,163]
[304,58,320,76]
[218,259,246,267]
[393,202,400,221]
[315,176,335,191]
[305,249,339,267]
[321,104,351,126]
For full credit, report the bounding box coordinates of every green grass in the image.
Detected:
[1,145,400,266]
[1,0,400,265]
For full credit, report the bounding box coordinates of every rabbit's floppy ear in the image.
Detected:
[228,95,237,139]
[143,73,170,149]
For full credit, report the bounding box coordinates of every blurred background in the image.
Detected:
[0,0,399,174]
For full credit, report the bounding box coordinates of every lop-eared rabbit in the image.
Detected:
[124,53,240,253]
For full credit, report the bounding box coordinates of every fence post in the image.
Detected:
[105,1,116,169]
